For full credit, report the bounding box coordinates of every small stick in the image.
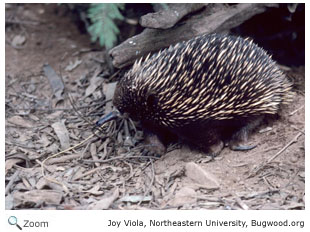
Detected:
[37,159,69,193]
[289,105,304,116]
[72,166,109,181]
[242,189,280,200]
[6,19,40,25]
[247,132,303,178]
[249,145,282,156]
[290,125,305,134]
[45,154,82,165]
[82,155,159,163]
[267,132,303,163]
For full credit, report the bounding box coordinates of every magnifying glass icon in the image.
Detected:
[8,216,22,230]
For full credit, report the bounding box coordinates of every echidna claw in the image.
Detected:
[230,144,257,151]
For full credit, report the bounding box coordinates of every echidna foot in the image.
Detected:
[229,116,262,152]
[141,132,167,157]
[206,140,224,157]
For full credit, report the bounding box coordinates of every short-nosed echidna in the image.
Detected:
[103,33,293,156]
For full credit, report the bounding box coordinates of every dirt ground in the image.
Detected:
[5,4,305,210]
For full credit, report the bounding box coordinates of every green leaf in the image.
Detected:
[87,3,124,49]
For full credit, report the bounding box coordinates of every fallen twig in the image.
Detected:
[289,105,304,116]
[247,132,303,178]
[267,132,303,163]
[82,155,159,164]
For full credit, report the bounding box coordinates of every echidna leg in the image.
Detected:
[195,129,225,156]
[229,116,263,151]
[177,125,224,156]
[142,132,167,156]
[229,126,257,151]
[207,140,225,157]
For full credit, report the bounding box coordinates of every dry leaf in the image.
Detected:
[12,34,26,47]
[87,188,119,210]
[43,64,64,100]
[65,59,82,71]
[13,190,63,207]
[38,133,51,148]
[168,187,197,207]
[51,120,70,149]
[7,115,34,127]
[85,68,104,97]
[5,159,24,174]
[83,185,104,196]
[103,82,117,113]
[5,194,14,210]
[35,177,49,190]
[119,195,152,203]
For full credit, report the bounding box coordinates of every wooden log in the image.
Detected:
[140,3,206,29]
[110,3,278,69]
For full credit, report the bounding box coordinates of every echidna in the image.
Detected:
[102,33,293,156]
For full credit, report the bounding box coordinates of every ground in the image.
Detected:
[5,4,305,210]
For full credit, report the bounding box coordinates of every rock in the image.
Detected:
[185,162,220,189]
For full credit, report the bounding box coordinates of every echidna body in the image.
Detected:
[113,33,292,155]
